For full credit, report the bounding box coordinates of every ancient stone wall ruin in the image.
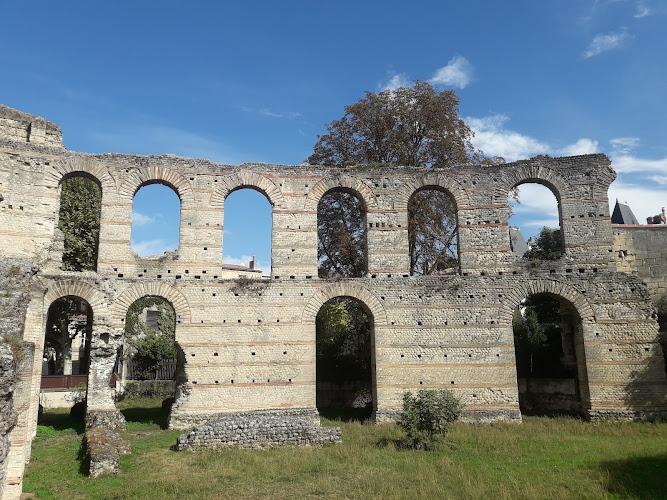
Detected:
[1,104,666,498]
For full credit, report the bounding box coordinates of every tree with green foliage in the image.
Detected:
[124,297,176,380]
[524,226,563,261]
[398,389,462,450]
[308,81,500,277]
[316,297,371,385]
[58,175,102,271]
[44,297,91,375]
[513,294,575,378]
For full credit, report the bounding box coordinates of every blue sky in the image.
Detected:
[2,1,665,269]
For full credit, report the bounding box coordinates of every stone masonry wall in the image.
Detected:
[0,341,16,500]
[1,105,665,495]
[0,105,64,150]
[613,225,667,329]
[0,258,36,500]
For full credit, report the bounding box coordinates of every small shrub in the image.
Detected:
[398,389,462,450]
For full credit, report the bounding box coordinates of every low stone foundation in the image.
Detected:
[374,408,522,424]
[169,406,320,430]
[85,409,127,431]
[82,428,130,478]
[176,410,342,451]
[587,409,667,421]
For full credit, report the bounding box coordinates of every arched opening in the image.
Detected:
[316,297,374,420]
[317,189,367,278]
[120,296,179,410]
[58,174,101,271]
[131,183,181,257]
[222,188,272,276]
[408,187,459,275]
[40,296,92,410]
[507,183,562,259]
[512,292,584,416]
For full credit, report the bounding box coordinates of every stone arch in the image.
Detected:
[118,165,195,204]
[44,156,117,193]
[302,282,388,326]
[44,279,109,320]
[210,169,285,209]
[498,278,595,326]
[394,172,469,211]
[111,281,191,327]
[304,174,378,212]
[493,163,573,205]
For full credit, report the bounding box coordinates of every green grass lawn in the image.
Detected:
[22,399,667,500]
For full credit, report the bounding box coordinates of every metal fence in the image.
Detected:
[126,358,177,380]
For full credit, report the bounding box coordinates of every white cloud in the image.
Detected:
[223,254,270,273]
[610,137,640,154]
[241,106,302,120]
[467,114,550,161]
[560,138,599,156]
[520,218,561,229]
[380,73,410,91]
[611,155,667,174]
[132,211,157,227]
[429,56,474,89]
[647,175,667,186]
[608,179,666,223]
[583,28,631,58]
[634,1,652,18]
[131,239,177,256]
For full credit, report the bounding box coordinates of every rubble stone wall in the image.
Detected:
[1,104,666,496]
[613,225,667,328]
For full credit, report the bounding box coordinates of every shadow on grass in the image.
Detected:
[601,454,667,499]
[120,404,169,429]
[37,410,85,434]
[318,407,373,423]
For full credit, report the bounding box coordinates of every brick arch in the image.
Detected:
[304,174,378,211]
[301,282,388,326]
[44,279,109,319]
[493,164,572,205]
[394,172,469,211]
[118,165,195,203]
[110,281,191,325]
[498,278,595,326]
[44,156,117,192]
[210,169,285,209]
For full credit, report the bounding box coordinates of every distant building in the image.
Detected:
[611,200,639,225]
[509,227,529,256]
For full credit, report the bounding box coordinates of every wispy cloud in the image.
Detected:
[560,138,599,156]
[583,28,631,58]
[240,106,302,120]
[634,1,653,18]
[131,239,178,256]
[380,73,410,91]
[467,115,550,161]
[132,211,157,227]
[610,136,640,154]
[90,123,243,164]
[429,56,474,89]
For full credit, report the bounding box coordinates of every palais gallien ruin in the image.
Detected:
[0,105,665,498]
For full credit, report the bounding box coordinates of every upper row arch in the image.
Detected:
[45,157,117,193]
[210,169,285,209]
[492,165,573,205]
